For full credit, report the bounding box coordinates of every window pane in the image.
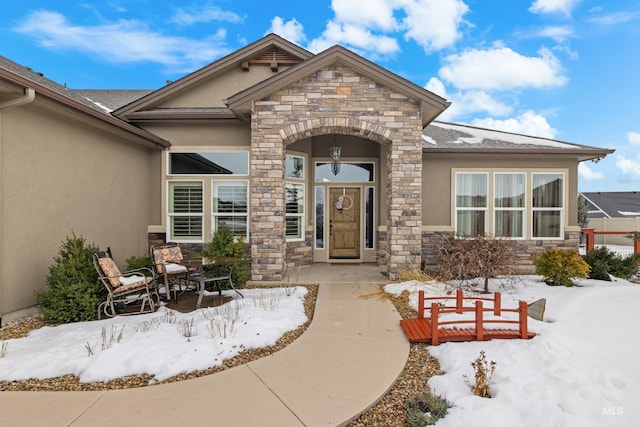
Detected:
[170,217,203,240]
[286,184,304,214]
[533,211,562,238]
[365,186,375,249]
[315,162,374,182]
[533,173,563,208]
[315,187,324,249]
[170,152,248,175]
[456,210,485,236]
[213,182,247,214]
[495,211,524,238]
[286,217,303,239]
[286,155,304,179]
[214,216,247,237]
[456,173,487,208]
[495,174,525,208]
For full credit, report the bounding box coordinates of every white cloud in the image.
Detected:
[307,21,400,56]
[331,0,400,31]
[615,156,640,180]
[425,77,448,98]
[14,10,230,72]
[308,0,469,57]
[529,0,580,17]
[628,131,640,146]
[438,44,568,91]
[578,163,604,180]
[399,0,470,52]
[586,11,639,26]
[266,17,307,45]
[168,5,243,25]
[471,111,557,138]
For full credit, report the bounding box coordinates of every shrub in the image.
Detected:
[200,224,249,287]
[405,393,451,426]
[582,247,640,281]
[36,233,105,324]
[533,248,590,287]
[436,234,516,293]
[125,253,153,271]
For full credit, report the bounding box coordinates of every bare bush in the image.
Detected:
[436,234,517,293]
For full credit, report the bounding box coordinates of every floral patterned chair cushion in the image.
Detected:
[98,257,123,288]
[152,246,185,274]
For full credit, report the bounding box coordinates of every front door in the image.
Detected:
[329,187,360,259]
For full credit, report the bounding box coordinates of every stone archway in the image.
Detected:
[249,63,424,281]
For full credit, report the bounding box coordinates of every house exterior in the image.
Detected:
[0,34,613,323]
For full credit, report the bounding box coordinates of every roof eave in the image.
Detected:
[422,147,615,161]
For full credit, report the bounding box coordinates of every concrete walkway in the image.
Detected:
[1,265,409,427]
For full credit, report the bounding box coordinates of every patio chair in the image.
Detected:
[150,244,197,301]
[93,251,160,319]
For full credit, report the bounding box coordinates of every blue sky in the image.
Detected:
[1,0,639,191]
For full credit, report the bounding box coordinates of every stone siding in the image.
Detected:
[251,62,423,280]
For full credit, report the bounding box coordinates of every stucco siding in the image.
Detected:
[0,103,155,320]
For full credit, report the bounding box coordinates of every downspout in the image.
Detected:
[0,87,35,325]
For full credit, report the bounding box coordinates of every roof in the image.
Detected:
[0,56,169,148]
[73,89,153,112]
[580,192,640,218]
[226,44,450,127]
[423,121,614,161]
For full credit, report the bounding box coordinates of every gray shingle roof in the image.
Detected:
[73,89,153,112]
[580,192,640,218]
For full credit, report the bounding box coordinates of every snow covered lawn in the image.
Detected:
[0,287,307,383]
[386,277,640,427]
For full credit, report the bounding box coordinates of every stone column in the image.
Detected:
[250,106,286,281]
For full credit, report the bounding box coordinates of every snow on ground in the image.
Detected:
[386,277,640,427]
[0,287,307,383]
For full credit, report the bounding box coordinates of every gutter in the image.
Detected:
[0,87,35,110]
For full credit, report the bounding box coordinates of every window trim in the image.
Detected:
[167,180,204,243]
[493,172,526,240]
[454,172,489,237]
[452,169,567,240]
[211,179,249,240]
[531,172,565,240]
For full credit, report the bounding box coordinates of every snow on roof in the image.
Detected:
[423,121,584,150]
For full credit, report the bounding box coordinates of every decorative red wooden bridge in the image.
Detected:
[400,289,536,345]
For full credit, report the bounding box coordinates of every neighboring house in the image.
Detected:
[0,34,614,323]
[580,192,640,219]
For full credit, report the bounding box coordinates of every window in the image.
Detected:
[455,173,488,236]
[212,180,248,238]
[286,154,305,241]
[365,186,375,249]
[494,173,525,238]
[454,170,565,239]
[315,186,325,249]
[532,173,563,239]
[169,152,248,175]
[286,183,304,240]
[168,181,203,242]
[315,162,375,182]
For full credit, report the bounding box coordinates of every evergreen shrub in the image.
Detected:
[533,248,590,287]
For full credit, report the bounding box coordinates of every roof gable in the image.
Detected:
[580,192,640,218]
[114,34,312,119]
[226,44,450,127]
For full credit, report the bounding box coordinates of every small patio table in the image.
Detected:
[183,257,249,309]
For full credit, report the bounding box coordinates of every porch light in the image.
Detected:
[329,140,342,176]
